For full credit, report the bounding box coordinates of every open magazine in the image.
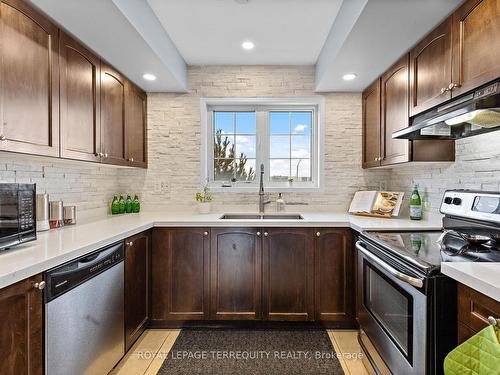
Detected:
[349,191,405,218]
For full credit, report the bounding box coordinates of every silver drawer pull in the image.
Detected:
[355,241,424,288]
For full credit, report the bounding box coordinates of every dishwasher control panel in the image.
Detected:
[44,242,124,302]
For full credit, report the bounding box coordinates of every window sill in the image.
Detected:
[208,183,323,193]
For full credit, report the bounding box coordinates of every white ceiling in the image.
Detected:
[29,0,466,92]
[147,0,343,65]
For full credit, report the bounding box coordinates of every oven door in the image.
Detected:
[356,240,427,375]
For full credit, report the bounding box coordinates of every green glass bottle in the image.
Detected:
[132,195,140,213]
[111,195,119,215]
[125,195,132,213]
[410,185,422,220]
[118,195,126,214]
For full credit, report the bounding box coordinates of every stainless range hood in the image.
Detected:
[393,80,500,140]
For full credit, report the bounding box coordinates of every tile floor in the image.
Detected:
[112,329,368,375]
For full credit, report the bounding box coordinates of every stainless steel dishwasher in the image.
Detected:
[45,242,125,375]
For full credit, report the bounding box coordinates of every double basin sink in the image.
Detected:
[219,213,303,220]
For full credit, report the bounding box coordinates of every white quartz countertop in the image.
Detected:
[441,263,500,302]
[0,211,444,289]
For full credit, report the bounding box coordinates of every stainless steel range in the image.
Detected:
[356,190,500,375]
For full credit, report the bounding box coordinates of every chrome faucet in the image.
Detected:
[259,164,271,213]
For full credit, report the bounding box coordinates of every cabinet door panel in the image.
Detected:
[362,79,381,168]
[458,282,500,343]
[0,274,43,375]
[381,55,410,165]
[410,17,452,116]
[151,228,209,321]
[452,0,500,96]
[314,229,354,324]
[125,231,150,351]
[60,31,101,162]
[101,64,127,165]
[263,228,314,321]
[210,228,261,320]
[0,0,59,156]
[125,81,147,167]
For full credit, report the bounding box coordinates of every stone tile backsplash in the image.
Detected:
[1,65,498,217]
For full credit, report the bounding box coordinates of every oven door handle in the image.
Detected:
[356,241,424,288]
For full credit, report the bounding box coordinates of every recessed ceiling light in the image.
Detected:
[143,73,157,81]
[241,41,255,50]
[342,73,357,81]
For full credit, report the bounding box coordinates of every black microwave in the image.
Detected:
[0,183,36,251]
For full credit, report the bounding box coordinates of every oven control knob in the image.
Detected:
[444,197,453,204]
[452,197,462,205]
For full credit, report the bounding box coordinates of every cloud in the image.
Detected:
[291,148,310,158]
[293,124,307,133]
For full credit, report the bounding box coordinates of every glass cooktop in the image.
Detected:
[363,231,500,273]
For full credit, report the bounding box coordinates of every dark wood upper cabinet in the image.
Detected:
[0,0,59,157]
[314,228,354,325]
[451,0,500,96]
[151,228,210,322]
[262,228,314,321]
[125,81,147,168]
[210,228,262,320]
[100,64,127,166]
[381,55,410,165]
[0,274,43,375]
[362,79,381,168]
[409,17,453,116]
[124,230,151,351]
[59,31,101,162]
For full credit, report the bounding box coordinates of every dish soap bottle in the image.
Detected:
[125,195,132,213]
[276,193,285,212]
[132,195,140,213]
[410,185,422,220]
[111,195,119,215]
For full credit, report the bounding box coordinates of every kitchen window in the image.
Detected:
[200,98,324,192]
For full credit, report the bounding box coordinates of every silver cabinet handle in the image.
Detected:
[316,232,321,237]
[0,134,5,141]
[355,241,423,288]
[126,241,133,246]
[448,83,461,90]
[256,231,261,237]
[264,232,268,237]
[440,87,450,94]
[33,281,46,290]
[128,157,134,162]
[104,153,109,158]
[204,231,209,236]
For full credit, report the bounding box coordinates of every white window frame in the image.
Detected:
[200,97,325,193]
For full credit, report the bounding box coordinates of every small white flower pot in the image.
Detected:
[197,202,211,214]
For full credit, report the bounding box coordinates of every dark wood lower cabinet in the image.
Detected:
[151,228,210,322]
[0,274,43,375]
[262,228,315,321]
[314,228,354,325]
[457,283,500,344]
[124,230,151,351]
[210,228,262,320]
[149,226,355,325]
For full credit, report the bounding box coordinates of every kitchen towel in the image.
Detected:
[444,321,500,375]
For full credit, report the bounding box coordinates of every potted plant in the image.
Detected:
[195,183,213,214]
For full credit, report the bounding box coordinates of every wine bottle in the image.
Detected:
[132,195,140,213]
[125,195,132,213]
[410,185,422,220]
[119,195,126,214]
[111,195,119,215]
